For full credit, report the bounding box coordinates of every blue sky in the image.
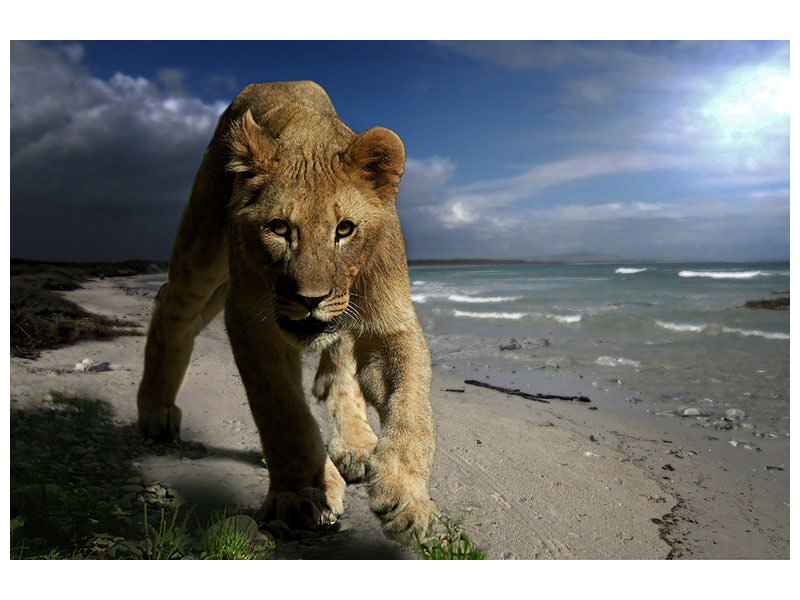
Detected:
[10,40,790,261]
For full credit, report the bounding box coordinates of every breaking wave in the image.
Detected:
[678,270,763,279]
[448,294,520,303]
[615,267,647,275]
[596,356,641,367]
[544,314,582,324]
[656,320,788,340]
[453,310,526,320]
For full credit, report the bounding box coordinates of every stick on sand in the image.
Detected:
[464,379,591,403]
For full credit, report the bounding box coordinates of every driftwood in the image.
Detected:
[464,379,591,403]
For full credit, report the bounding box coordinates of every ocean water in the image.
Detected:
[410,262,790,434]
[135,262,790,434]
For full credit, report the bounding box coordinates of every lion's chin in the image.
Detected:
[276,314,343,351]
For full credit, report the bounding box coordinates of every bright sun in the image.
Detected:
[704,66,790,142]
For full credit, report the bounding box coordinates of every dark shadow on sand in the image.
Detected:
[10,391,409,559]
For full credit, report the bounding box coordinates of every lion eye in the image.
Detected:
[336,220,355,238]
[267,219,290,237]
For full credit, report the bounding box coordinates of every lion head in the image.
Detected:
[225,107,405,349]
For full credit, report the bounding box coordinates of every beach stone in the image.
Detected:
[726,408,746,419]
[682,408,702,417]
[499,338,522,351]
[73,358,112,372]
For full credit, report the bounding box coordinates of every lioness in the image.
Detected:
[136,80,437,539]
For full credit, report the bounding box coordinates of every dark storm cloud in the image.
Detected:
[11,41,226,261]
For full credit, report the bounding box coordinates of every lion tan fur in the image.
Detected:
[136,80,437,538]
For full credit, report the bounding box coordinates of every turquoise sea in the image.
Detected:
[409,262,790,434]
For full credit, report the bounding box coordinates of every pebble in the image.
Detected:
[725,408,746,419]
[73,358,112,372]
[682,408,702,417]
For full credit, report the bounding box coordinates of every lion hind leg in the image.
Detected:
[313,336,377,483]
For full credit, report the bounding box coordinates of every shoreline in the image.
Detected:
[9,275,789,558]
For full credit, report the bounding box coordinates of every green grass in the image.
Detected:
[202,509,276,560]
[412,518,487,560]
[10,391,274,560]
[138,504,194,560]
[133,506,276,560]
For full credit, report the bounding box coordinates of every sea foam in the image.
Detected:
[656,320,788,340]
[596,356,641,367]
[615,267,647,274]
[678,270,762,279]
[546,314,582,324]
[657,320,707,333]
[448,294,519,303]
[453,309,526,320]
[722,327,789,340]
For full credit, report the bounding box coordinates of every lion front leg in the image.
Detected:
[355,330,438,540]
[137,278,228,441]
[313,334,377,483]
[226,304,345,530]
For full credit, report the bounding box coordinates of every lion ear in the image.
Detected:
[226,109,277,175]
[345,127,405,201]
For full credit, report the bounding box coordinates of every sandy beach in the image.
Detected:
[9,275,789,559]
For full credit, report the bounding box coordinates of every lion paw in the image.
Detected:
[329,437,375,483]
[256,486,343,531]
[256,458,345,531]
[137,405,182,442]
[367,474,438,541]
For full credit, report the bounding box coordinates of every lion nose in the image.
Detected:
[295,292,330,310]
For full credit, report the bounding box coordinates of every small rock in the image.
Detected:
[74,358,112,372]
[682,408,702,417]
[725,408,746,419]
[499,339,522,352]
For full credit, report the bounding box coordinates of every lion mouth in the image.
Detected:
[276,314,343,336]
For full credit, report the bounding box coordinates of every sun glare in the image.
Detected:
[703,66,790,143]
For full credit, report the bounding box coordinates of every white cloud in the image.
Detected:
[399,156,457,205]
[397,147,788,261]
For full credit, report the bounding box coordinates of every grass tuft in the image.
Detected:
[202,509,275,560]
[412,517,487,560]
